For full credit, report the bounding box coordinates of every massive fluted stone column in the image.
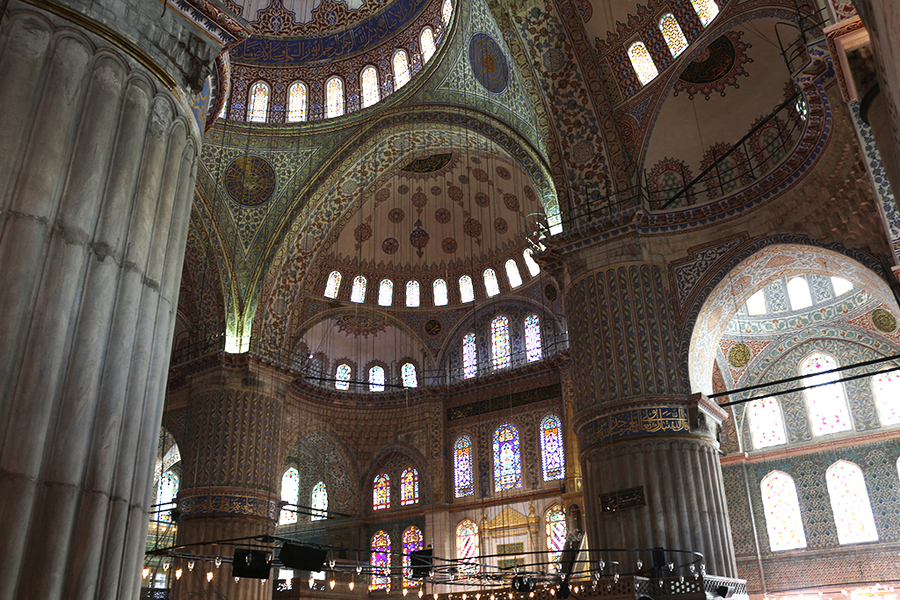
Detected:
[0,2,242,599]
[549,233,737,577]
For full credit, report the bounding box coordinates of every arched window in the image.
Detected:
[659,14,688,57]
[351,275,367,303]
[787,277,812,310]
[373,473,391,510]
[831,277,853,296]
[325,76,344,118]
[505,259,522,288]
[628,42,659,85]
[523,248,540,277]
[746,289,766,315]
[525,314,542,362]
[433,278,448,306]
[247,81,270,122]
[463,332,477,379]
[325,270,342,298]
[393,50,411,90]
[369,365,385,392]
[545,505,567,564]
[401,362,418,388]
[484,269,500,297]
[287,81,307,122]
[370,531,391,590]
[311,481,328,520]
[378,279,393,306]
[801,353,852,436]
[689,0,719,26]
[540,414,565,481]
[459,275,475,303]
[402,526,424,587]
[335,363,351,390]
[279,468,299,525]
[454,435,474,497]
[456,519,479,574]
[361,65,380,108]
[406,280,420,307]
[156,471,179,523]
[442,0,453,24]
[491,315,511,370]
[421,28,436,63]
[826,461,878,544]
[873,370,900,425]
[493,423,522,491]
[760,471,806,550]
[401,467,419,505]
[747,397,787,448]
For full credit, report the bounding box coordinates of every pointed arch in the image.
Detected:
[433,278,448,306]
[690,0,719,26]
[361,65,380,108]
[463,332,477,379]
[628,42,658,85]
[872,370,900,425]
[155,471,179,523]
[373,473,391,510]
[279,468,299,524]
[371,531,391,590]
[378,279,394,306]
[369,365,385,392]
[540,414,565,481]
[459,275,475,303]
[826,461,878,544]
[493,422,522,491]
[335,363,352,390]
[401,362,418,388]
[421,28,436,63]
[490,315,511,369]
[287,81,308,122]
[454,435,474,497]
[523,248,540,277]
[659,13,688,57]
[325,76,344,118]
[800,353,852,435]
[456,519,479,574]
[787,276,812,310]
[505,259,522,288]
[483,268,500,296]
[393,50,411,89]
[351,275,367,303]
[401,467,419,505]
[746,397,787,448]
[311,481,328,520]
[545,505,567,563]
[525,314,542,362]
[247,80,270,122]
[402,526,424,586]
[760,471,806,550]
[406,280,420,307]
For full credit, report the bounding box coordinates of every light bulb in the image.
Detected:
[350,581,355,591]
[163,563,170,571]
[668,562,674,571]
[509,593,514,599]
[189,561,195,571]
[530,593,535,598]
[142,568,150,579]
[175,569,183,580]
[418,589,424,598]
[636,560,643,570]
[329,579,336,589]
[463,594,467,599]
[574,587,579,593]
[434,593,439,600]
[598,560,605,570]
[207,572,214,582]
[357,565,363,575]
[215,557,222,568]
[309,577,315,589]
[404,588,409,596]
[235,577,240,583]
[330,560,336,569]
[550,590,555,596]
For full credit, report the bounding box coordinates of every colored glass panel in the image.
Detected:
[406,280,420,307]
[402,526,424,586]
[747,397,787,449]
[463,332,477,379]
[523,249,540,277]
[484,269,500,297]
[459,275,475,303]
[401,467,419,505]
[393,50,411,89]
[373,473,391,510]
[219,100,228,119]
[787,277,812,310]
[371,531,391,591]
[325,271,342,298]
[156,471,179,523]
[280,468,299,525]
[434,279,448,306]
[247,81,269,122]
[874,370,900,425]
[402,362,418,388]
[351,275,367,303]
[540,414,565,481]
[831,277,853,296]
[491,315,511,370]
[690,0,719,26]
[335,364,351,390]
[311,481,327,521]
[456,519,479,575]
[442,0,452,24]
[505,259,522,288]
[761,471,806,550]
[628,42,659,85]
[325,76,344,118]
[746,289,766,315]
[826,461,878,544]
[493,423,522,491]
[545,505,567,563]
[801,353,852,436]
[454,435,474,497]
[659,14,688,57]
[361,66,380,108]
[421,28,436,63]
[525,314,542,363]
[378,279,393,306]
[287,82,307,122]
[369,365,385,392]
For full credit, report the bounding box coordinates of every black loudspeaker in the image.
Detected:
[232,549,272,580]
[279,543,327,572]
[410,548,433,579]
[716,585,735,598]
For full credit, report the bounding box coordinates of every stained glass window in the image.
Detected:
[493,423,522,491]
[747,289,766,315]
[361,66,380,109]
[525,314,542,363]
[761,471,807,551]
[371,531,391,591]
[463,332,477,379]
[628,42,659,86]
[406,280,420,307]
[402,526,424,586]
[442,0,452,25]
[456,519,479,575]
[659,14,688,57]
[311,481,328,521]
[335,364,351,390]
[369,365,385,392]
[831,277,853,296]
[280,468,299,525]
[826,461,878,544]
[454,435,474,497]
[523,249,540,277]
[747,397,787,449]
[402,362,418,388]
[505,259,522,288]
[690,0,719,26]
[325,76,344,118]
[787,277,812,310]
[873,370,900,425]
[484,269,500,297]
[156,471,179,523]
[287,82,307,122]
[434,279,449,306]
[491,315,511,370]
[325,271,342,298]
[351,275,367,303]
[801,353,852,436]
[247,81,270,122]
[545,505,567,563]
[378,279,393,306]
[373,473,391,510]
[421,28,436,63]
[540,414,565,481]
[401,467,419,505]
[393,50,411,90]
[454,277,472,305]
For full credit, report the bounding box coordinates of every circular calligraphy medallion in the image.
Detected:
[545,284,557,301]
[872,308,898,333]
[224,156,276,206]
[728,343,751,368]
[425,319,442,336]
[382,237,399,254]
[469,33,509,93]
